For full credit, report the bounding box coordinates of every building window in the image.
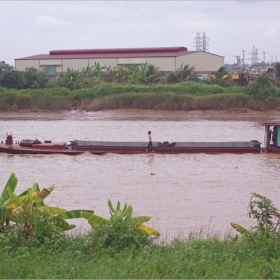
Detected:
[45,66,56,75]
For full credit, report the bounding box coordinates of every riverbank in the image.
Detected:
[0,108,279,121]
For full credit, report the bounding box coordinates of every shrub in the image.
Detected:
[246,74,276,100]
[84,221,153,256]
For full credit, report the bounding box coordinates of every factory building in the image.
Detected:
[15,46,224,76]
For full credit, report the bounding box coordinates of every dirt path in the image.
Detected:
[0,109,279,121]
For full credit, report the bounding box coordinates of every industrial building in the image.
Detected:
[15,47,224,76]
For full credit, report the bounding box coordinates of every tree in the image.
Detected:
[207,66,233,87]
[273,62,280,87]
[166,63,196,84]
[0,66,23,89]
[246,73,276,100]
[21,67,48,89]
[51,68,83,90]
[143,64,163,84]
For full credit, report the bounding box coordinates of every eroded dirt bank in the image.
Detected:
[0,109,279,121]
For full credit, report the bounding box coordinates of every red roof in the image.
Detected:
[15,47,200,60]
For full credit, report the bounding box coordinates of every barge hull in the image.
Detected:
[0,140,261,155]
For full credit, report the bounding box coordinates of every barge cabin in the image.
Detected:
[259,121,280,153]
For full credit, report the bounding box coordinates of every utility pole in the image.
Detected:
[263,51,265,64]
[242,50,245,65]
[235,55,240,72]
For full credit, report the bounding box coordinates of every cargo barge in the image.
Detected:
[0,133,262,155]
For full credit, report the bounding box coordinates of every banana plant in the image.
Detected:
[0,173,93,237]
[230,222,257,243]
[82,200,159,235]
[0,173,19,232]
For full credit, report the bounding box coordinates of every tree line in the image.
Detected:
[0,62,237,90]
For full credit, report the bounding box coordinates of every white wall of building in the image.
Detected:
[15,52,224,74]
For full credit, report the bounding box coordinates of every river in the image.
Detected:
[0,109,279,241]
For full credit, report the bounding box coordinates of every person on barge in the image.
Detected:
[146,131,153,152]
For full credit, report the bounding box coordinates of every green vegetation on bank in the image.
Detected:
[1,62,280,111]
[0,76,280,111]
[0,173,280,279]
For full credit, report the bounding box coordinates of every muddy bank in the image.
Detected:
[0,109,279,121]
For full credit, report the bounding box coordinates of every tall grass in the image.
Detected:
[0,91,72,111]
[85,92,252,111]
[0,230,280,278]
[0,84,279,111]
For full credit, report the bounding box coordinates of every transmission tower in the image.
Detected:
[247,46,260,65]
[193,32,209,52]
[202,32,209,52]
[193,33,202,51]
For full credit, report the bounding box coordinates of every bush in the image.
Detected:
[246,74,276,100]
[84,221,153,256]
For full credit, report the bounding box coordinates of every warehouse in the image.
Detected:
[15,47,224,76]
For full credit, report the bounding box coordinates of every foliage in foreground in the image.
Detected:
[231,192,280,243]
[0,229,280,279]
[0,173,94,244]
[82,200,159,255]
[0,174,280,278]
[0,173,158,253]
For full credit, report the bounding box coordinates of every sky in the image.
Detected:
[1,1,280,67]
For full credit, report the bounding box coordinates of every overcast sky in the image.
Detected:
[1,1,280,67]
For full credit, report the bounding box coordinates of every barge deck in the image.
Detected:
[0,136,262,155]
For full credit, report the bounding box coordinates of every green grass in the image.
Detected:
[1,231,280,279]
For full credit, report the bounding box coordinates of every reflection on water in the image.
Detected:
[0,113,279,240]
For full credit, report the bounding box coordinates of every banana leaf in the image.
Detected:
[7,188,24,207]
[138,224,160,235]
[108,200,115,213]
[58,210,93,219]
[51,216,75,231]
[116,201,121,213]
[0,173,18,206]
[81,211,108,227]
[230,222,256,243]
[37,206,66,215]
[32,182,40,193]
[7,190,41,209]
[34,186,55,207]
[130,216,151,224]
[230,222,250,235]
[123,206,133,222]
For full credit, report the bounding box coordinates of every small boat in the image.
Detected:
[0,133,262,155]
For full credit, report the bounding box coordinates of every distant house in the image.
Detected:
[15,47,224,76]
[0,61,9,67]
[248,65,275,80]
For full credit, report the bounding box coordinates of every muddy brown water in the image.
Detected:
[0,109,279,241]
